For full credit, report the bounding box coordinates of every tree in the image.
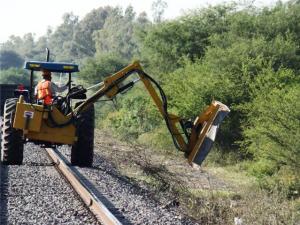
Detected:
[93,6,140,60]
[137,12,149,25]
[79,53,127,85]
[73,7,115,58]
[0,68,29,85]
[1,33,36,60]
[151,0,168,23]
[139,5,232,73]
[0,50,24,69]
[48,12,79,62]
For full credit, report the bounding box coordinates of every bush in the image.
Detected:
[101,87,163,140]
[241,68,300,195]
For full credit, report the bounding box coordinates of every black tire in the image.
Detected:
[71,103,94,167]
[1,98,24,165]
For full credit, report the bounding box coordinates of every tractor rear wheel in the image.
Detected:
[71,103,94,167]
[1,98,24,165]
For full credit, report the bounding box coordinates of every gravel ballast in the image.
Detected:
[1,143,197,225]
[60,146,198,225]
[0,143,99,225]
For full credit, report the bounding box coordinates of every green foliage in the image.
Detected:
[206,34,299,98]
[0,50,24,69]
[93,6,147,60]
[73,7,115,57]
[2,33,36,59]
[203,33,300,150]
[151,0,168,23]
[0,68,29,85]
[137,126,174,150]
[1,32,52,62]
[242,72,300,194]
[101,88,162,140]
[164,60,232,118]
[255,1,300,43]
[2,1,300,194]
[1,6,149,65]
[48,13,79,62]
[139,4,233,72]
[78,53,127,85]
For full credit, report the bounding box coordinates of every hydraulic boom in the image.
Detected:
[5,56,229,166]
[71,61,230,165]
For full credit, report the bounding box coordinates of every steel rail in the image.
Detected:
[45,148,122,225]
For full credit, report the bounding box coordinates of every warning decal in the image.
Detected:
[24,111,34,119]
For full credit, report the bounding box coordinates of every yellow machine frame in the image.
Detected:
[13,61,229,165]
[13,95,76,144]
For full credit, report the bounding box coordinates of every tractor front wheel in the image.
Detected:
[1,98,24,165]
[71,103,94,167]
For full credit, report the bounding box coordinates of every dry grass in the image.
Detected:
[94,129,300,225]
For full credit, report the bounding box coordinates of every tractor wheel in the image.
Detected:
[71,103,94,167]
[1,98,24,165]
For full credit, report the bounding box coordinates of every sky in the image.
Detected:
[0,0,287,43]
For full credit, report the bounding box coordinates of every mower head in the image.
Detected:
[187,101,230,166]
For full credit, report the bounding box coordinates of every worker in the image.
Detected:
[35,69,69,105]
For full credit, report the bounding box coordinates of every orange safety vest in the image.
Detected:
[37,80,53,105]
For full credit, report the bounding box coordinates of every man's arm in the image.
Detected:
[51,82,69,95]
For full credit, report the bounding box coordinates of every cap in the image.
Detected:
[41,69,52,77]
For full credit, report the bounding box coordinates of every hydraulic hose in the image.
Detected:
[134,69,184,152]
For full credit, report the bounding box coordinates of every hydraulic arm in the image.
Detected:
[6,47,230,167]
[71,61,230,166]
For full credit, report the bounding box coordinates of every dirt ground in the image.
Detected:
[93,129,300,225]
[94,130,232,192]
[93,130,240,223]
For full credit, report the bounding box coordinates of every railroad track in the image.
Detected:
[44,148,122,225]
[0,144,127,224]
[1,143,196,225]
[0,117,123,224]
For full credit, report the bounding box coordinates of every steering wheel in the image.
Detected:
[52,95,64,104]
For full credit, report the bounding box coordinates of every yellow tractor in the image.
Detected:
[1,53,229,167]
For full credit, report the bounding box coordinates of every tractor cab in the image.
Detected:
[24,60,87,115]
[24,61,80,103]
